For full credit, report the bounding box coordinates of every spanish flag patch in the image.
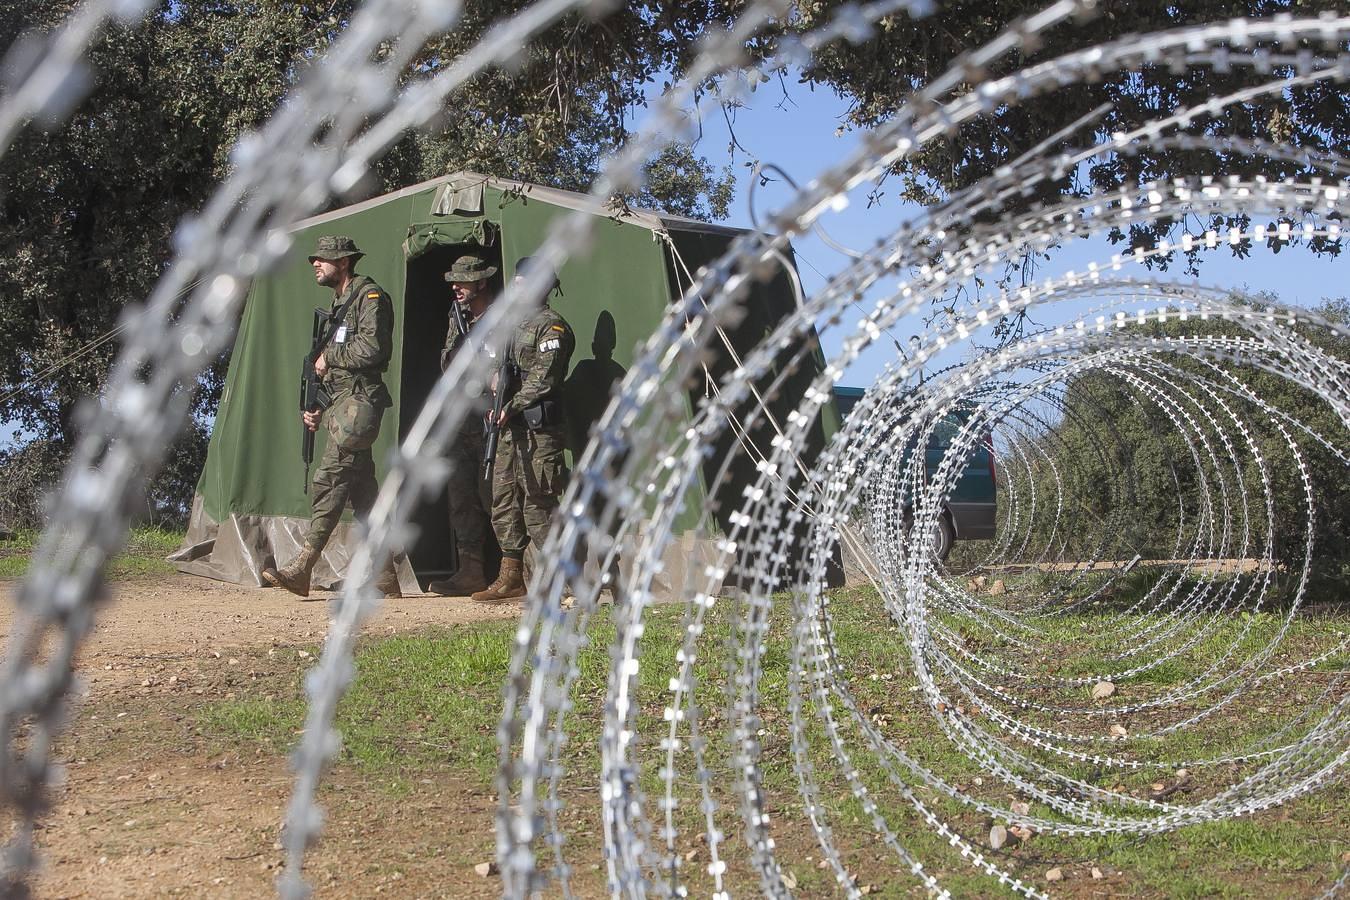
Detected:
[550,324,565,332]
[367,291,381,298]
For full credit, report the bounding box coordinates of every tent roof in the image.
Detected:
[290,170,746,238]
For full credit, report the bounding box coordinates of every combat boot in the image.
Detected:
[374,556,402,599]
[427,549,489,596]
[470,557,526,603]
[262,545,320,598]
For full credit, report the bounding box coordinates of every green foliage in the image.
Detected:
[0,438,63,528]
[796,0,1346,270]
[1020,297,1350,592]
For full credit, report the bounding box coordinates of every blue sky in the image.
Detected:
[681,80,1349,389]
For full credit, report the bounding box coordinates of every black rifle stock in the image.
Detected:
[301,306,335,493]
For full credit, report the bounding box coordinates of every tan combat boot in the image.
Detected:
[262,545,321,598]
[470,557,526,603]
[427,549,488,596]
[374,556,402,599]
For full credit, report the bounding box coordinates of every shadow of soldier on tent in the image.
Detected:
[564,310,627,592]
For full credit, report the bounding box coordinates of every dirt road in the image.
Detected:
[0,573,521,657]
[0,574,541,899]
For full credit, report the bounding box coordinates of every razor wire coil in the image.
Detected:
[0,1,1346,897]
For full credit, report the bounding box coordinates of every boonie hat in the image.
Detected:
[308,235,364,262]
[444,254,498,282]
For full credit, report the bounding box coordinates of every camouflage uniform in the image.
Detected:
[439,305,492,558]
[306,273,395,548]
[262,235,397,599]
[490,306,575,558]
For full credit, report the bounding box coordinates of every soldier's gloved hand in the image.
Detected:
[302,409,322,432]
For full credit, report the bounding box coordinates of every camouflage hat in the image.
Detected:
[514,255,561,294]
[308,235,364,262]
[444,254,498,283]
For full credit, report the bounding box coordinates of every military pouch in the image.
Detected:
[522,399,562,431]
[329,391,384,451]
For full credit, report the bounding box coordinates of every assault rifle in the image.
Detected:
[482,353,515,480]
[448,298,470,349]
[300,306,336,493]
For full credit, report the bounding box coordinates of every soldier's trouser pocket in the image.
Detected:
[329,393,384,451]
[525,431,568,498]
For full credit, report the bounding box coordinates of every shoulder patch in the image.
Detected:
[550,324,566,332]
[366,290,381,299]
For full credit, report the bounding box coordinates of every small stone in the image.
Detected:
[1150,782,1165,792]
[474,861,498,877]
[684,848,699,862]
[1010,801,1030,816]
[298,650,311,659]
[228,658,239,666]
[1091,867,1104,880]
[1011,825,1034,841]
[859,885,877,895]
[989,825,1008,850]
[1046,867,1063,882]
[1176,768,1189,778]
[783,870,798,890]
[1091,681,1116,700]
[1109,724,1128,738]
[817,858,830,869]
[989,579,1006,596]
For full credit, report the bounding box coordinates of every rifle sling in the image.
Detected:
[316,289,363,354]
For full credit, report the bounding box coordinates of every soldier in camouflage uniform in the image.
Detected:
[427,253,498,596]
[262,235,401,599]
[471,257,575,603]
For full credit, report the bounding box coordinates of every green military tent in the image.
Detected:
[171,172,836,592]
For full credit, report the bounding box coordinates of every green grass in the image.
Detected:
[0,525,182,578]
[195,582,1349,897]
[200,626,519,783]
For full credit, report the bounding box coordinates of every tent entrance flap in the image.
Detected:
[403,219,497,259]
[398,242,505,584]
